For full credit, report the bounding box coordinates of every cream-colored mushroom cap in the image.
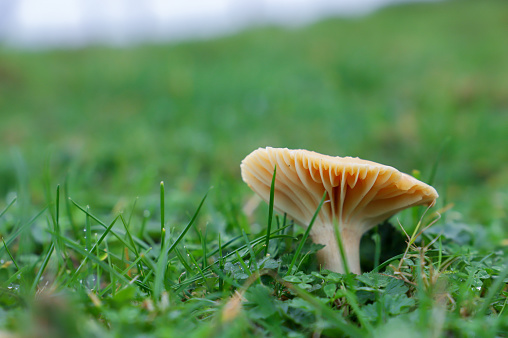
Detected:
[240,147,438,274]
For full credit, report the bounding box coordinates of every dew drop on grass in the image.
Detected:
[8,284,20,291]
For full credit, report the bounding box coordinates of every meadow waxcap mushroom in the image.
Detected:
[240,147,438,274]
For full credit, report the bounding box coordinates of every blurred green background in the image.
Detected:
[0,0,507,238]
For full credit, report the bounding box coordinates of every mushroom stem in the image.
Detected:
[311,224,363,274]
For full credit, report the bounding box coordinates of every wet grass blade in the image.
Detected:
[2,266,29,288]
[235,251,251,276]
[174,246,194,274]
[65,215,121,287]
[58,233,131,285]
[69,199,138,253]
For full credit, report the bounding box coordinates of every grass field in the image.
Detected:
[0,0,507,336]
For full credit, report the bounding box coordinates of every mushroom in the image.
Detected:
[240,147,438,274]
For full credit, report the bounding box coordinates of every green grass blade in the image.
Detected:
[160,181,165,249]
[85,205,92,275]
[65,215,121,287]
[174,246,194,274]
[30,243,55,294]
[127,197,138,230]
[208,261,242,291]
[64,177,79,239]
[104,240,115,297]
[172,271,217,292]
[201,226,208,271]
[69,199,139,253]
[186,246,210,291]
[218,233,224,292]
[153,227,170,301]
[476,258,508,317]
[202,234,295,273]
[242,230,259,273]
[2,237,20,271]
[286,191,327,276]
[119,214,143,278]
[372,249,443,273]
[90,225,152,252]
[95,233,100,292]
[334,218,350,275]
[205,223,293,259]
[265,165,276,256]
[343,289,373,333]
[119,214,141,258]
[167,191,208,256]
[0,206,48,256]
[119,247,152,277]
[52,184,66,262]
[55,185,60,227]
[2,266,30,288]
[235,251,252,276]
[138,209,150,240]
[57,233,131,285]
[0,196,17,219]
[372,227,381,270]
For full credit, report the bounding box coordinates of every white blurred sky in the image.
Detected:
[0,0,437,48]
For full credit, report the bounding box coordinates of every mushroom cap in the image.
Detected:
[241,147,438,233]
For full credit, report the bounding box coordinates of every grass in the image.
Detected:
[0,0,507,336]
